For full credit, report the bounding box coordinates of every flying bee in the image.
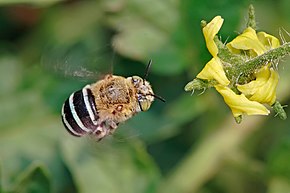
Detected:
[61,60,165,141]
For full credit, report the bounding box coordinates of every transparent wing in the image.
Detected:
[41,42,115,81]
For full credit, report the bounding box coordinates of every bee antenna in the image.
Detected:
[143,59,152,84]
[149,93,166,103]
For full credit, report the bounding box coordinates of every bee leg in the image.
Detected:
[105,120,119,135]
[92,122,109,140]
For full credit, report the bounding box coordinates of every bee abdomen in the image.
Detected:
[61,85,99,137]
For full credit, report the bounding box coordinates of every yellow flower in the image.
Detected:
[237,66,279,105]
[196,57,230,86]
[227,27,266,56]
[195,15,281,119]
[215,85,270,117]
[226,25,280,106]
[227,27,280,56]
[197,16,230,86]
[202,16,224,57]
[257,32,280,50]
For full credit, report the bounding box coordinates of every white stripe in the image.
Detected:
[69,93,91,132]
[61,104,82,136]
[83,85,98,125]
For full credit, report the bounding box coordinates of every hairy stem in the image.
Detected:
[241,42,290,73]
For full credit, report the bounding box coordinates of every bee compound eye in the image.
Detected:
[132,76,142,85]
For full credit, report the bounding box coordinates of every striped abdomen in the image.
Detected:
[61,85,99,137]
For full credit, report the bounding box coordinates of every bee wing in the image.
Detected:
[41,43,114,81]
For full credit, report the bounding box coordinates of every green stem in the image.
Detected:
[185,42,290,92]
[272,101,287,120]
[247,4,256,30]
[216,33,290,84]
[236,42,290,76]
[184,79,217,92]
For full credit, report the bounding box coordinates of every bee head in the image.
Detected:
[129,75,155,111]
[128,60,165,112]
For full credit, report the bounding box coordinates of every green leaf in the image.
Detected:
[0,163,2,193]
[61,137,160,193]
[22,1,112,75]
[0,61,76,193]
[267,138,290,179]
[268,177,290,193]
[106,0,181,75]
[12,162,51,193]
[45,1,104,45]
[0,0,62,6]
[0,57,22,97]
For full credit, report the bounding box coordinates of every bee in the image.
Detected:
[61,60,165,140]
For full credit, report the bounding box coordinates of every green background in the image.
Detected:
[0,0,290,193]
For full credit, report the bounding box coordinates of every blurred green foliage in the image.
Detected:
[0,0,290,193]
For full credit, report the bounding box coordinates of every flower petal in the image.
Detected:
[237,66,279,105]
[215,85,270,117]
[257,32,280,50]
[196,57,230,85]
[203,16,224,57]
[227,27,266,56]
[248,68,279,105]
[237,65,271,96]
